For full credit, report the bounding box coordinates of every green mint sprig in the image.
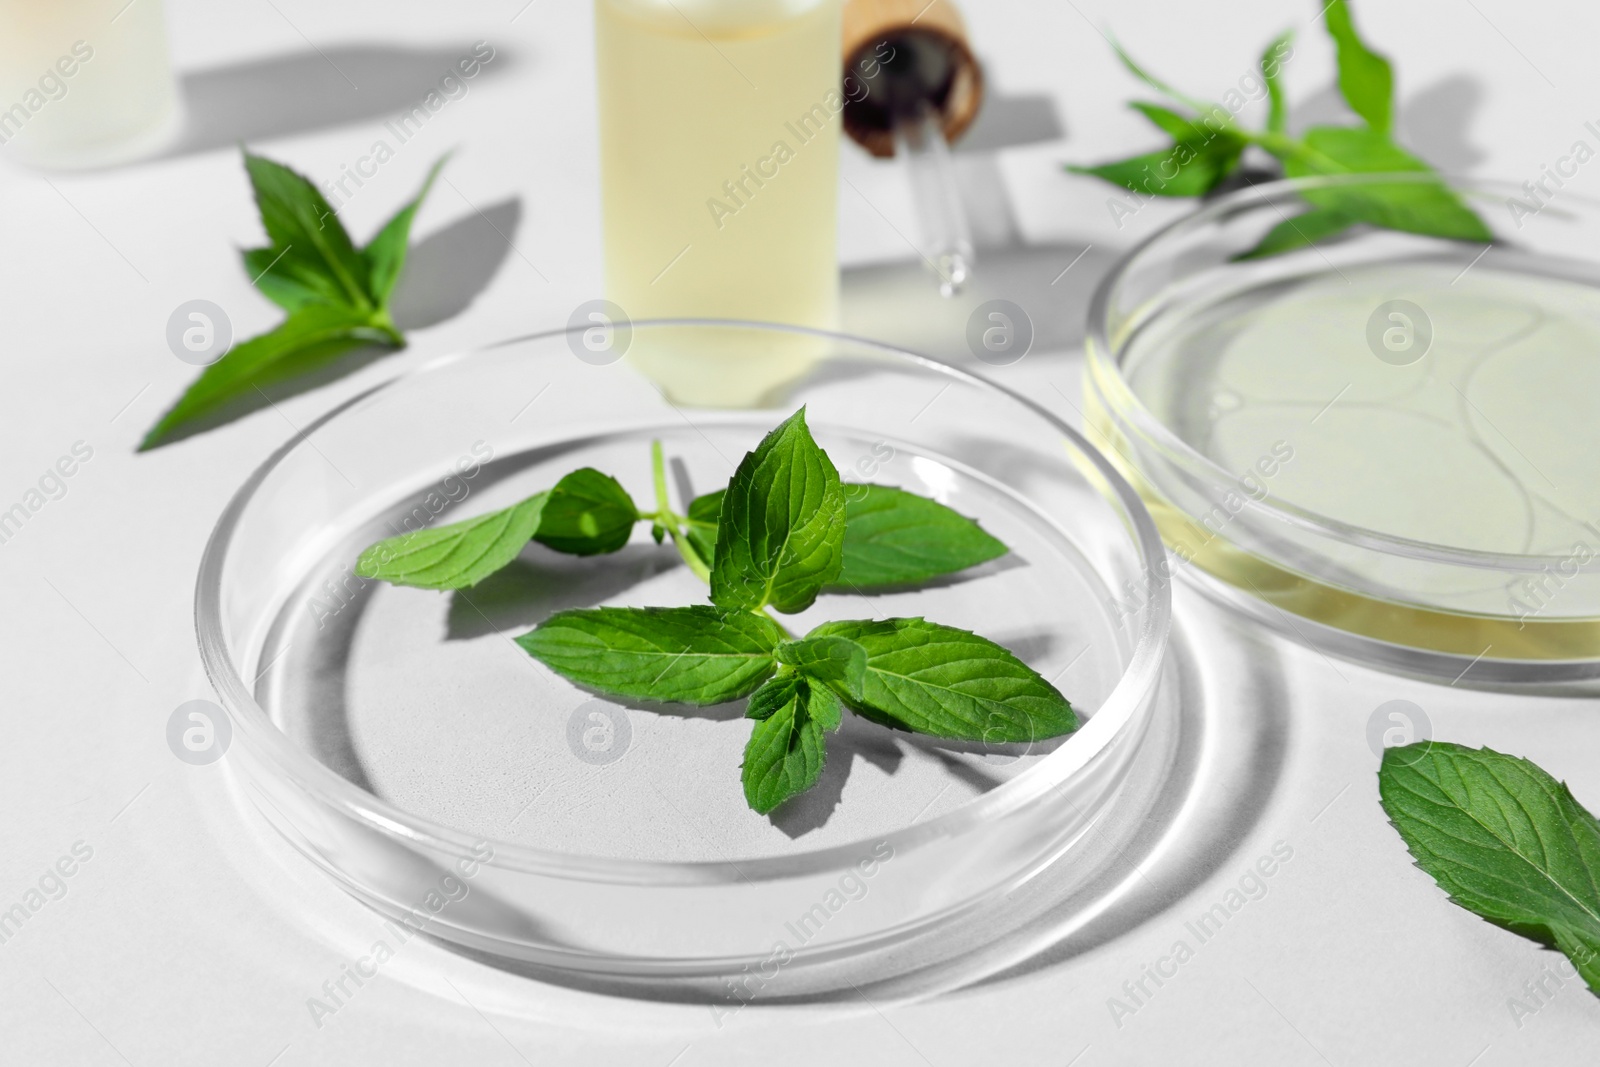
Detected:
[1069,0,1492,258]
[358,409,1072,815]
[139,150,447,451]
[354,438,1006,595]
[1380,742,1600,993]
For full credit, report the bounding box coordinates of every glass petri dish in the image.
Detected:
[197,320,1172,996]
[1086,174,1600,683]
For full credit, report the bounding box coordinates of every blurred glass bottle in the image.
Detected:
[0,0,179,169]
[596,0,842,406]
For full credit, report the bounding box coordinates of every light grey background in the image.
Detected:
[2,0,1598,1063]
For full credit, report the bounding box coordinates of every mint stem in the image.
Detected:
[650,439,712,585]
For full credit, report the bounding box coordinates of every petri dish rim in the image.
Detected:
[195,318,1173,887]
[1086,172,1600,576]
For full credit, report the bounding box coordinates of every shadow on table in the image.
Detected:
[391,198,520,330]
[841,240,1119,367]
[162,43,515,158]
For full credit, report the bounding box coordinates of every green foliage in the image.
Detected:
[1069,3,1489,257]
[1381,742,1600,994]
[141,152,447,450]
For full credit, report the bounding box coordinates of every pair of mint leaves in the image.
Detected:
[356,409,1075,814]
[140,151,447,451]
[1071,0,1491,258]
[1382,743,1600,993]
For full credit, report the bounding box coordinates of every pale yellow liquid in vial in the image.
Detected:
[1102,259,1600,659]
[596,0,841,406]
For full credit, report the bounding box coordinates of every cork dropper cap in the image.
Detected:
[841,0,985,158]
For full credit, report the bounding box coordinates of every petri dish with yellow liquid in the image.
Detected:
[1086,174,1600,683]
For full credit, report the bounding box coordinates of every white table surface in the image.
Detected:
[4,0,1600,1063]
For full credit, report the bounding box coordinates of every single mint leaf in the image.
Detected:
[354,492,550,590]
[517,606,783,705]
[1068,135,1245,199]
[139,303,396,450]
[709,408,846,614]
[363,155,448,305]
[1283,127,1492,243]
[532,468,639,556]
[1379,742,1600,994]
[835,484,1007,589]
[241,245,333,313]
[684,488,722,571]
[1323,0,1394,133]
[690,484,1008,589]
[1128,101,1208,141]
[807,618,1077,743]
[741,674,840,814]
[1284,125,1428,175]
[776,635,867,695]
[1235,207,1356,260]
[243,151,373,311]
[1261,30,1293,134]
[746,671,802,721]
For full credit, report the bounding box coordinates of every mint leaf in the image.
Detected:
[1282,128,1492,242]
[1261,30,1293,134]
[689,484,1009,589]
[1323,0,1393,133]
[683,488,722,571]
[532,469,639,557]
[741,674,841,814]
[363,155,447,305]
[1235,207,1356,260]
[1068,137,1244,199]
[241,246,332,313]
[1380,742,1600,993]
[709,408,846,614]
[139,303,393,450]
[1128,101,1211,141]
[776,635,867,694]
[1284,125,1427,174]
[517,606,783,705]
[243,151,374,312]
[806,618,1077,743]
[835,484,1007,589]
[354,492,550,590]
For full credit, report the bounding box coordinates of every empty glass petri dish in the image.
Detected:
[197,321,1172,996]
[1087,174,1600,683]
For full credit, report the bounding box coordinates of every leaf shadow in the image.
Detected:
[390,198,520,330]
[768,714,903,837]
[446,544,681,640]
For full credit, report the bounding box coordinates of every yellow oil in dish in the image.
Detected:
[596,0,842,407]
[1096,258,1600,660]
